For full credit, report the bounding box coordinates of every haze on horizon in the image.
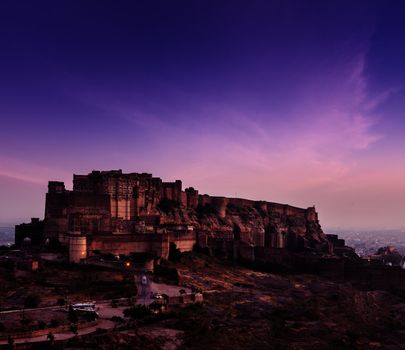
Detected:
[1,0,405,230]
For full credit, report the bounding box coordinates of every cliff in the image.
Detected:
[156,196,328,254]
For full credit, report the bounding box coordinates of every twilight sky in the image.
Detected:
[1,0,405,229]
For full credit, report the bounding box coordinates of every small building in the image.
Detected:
[15,218,44,247]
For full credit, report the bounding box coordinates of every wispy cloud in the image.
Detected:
[0,155,71,185]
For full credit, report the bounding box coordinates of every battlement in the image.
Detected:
[38,169,327,259]
[48,181,65,193]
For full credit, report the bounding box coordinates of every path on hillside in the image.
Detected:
[0,302,126,345]
[0,282,191,345]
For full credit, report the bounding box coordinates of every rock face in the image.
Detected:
[184,196,328,256]
[375,246,404,266]
[18,170,330,259]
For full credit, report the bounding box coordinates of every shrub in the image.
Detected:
[47,332,55,342]
[149,301,164,313]
[0,322,5,331]
[110,316,124,323]
[196,203,217,217]
[24,294,41,308]
[49,319,60,328]
[162,293,170,304]
[68,306,78,323]
[70,323,78,335]
[20,318,31,326]
[37,320,46,330]
[169,242,182,262]
[154,264,179,284]
[158,199,180,213]
[123,305,152,319]
[57,298,65,306]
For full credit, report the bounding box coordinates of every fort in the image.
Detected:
[15,169,335,263]
[10,171,405,350]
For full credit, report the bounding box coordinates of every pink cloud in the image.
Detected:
[0,155,71,186]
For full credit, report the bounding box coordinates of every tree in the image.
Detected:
[162,293,170,305]
[49,319,60,328]
[68,306,78,323]
[7,335,14,346]
[47,331,55,345]
[70,323,78,335]
[179,289,187,303]
[149,301,163,313]
[169,242,182,262]
[20,317,32,327]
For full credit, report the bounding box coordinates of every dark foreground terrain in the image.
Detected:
[3,253,405,350]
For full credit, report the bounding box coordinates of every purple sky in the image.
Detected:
[1,1,405,229]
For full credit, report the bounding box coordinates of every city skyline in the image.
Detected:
[1,1,405,229]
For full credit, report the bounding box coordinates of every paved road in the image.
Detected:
[0,305,64,315]
[0,297,130,315]
[135,276,192,305]
[0,302,126,345]
[0,318,116,345]
[0,281,192,345]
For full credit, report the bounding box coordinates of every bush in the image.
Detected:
[49,319,60,328]
[158,199,180,213]
[196,203,217,217]
[123,305,152,319]
[110,316,124,323]
[57,298,65,306]
[0,322,5,331]
[149,301,164,313]
[68,306,78,323]
[20,318,31,326]
[70,323,78,335]
[24,294,41,308]
[154,264,179,284]
[169,242,182,262]
[37,320,46,330]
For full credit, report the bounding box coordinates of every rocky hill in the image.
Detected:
[157,196,330,256]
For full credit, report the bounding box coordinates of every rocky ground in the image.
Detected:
[0,262,134,311]
[3,252,405,349]
[177,254,405,349]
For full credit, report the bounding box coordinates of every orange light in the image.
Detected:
[125,262,131,267]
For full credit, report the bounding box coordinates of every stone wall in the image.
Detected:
[15,218,44,246]
[35,169,329,258]
[168,231,197,252]
[88,233,170,259]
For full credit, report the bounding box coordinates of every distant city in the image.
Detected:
[0,226,14,246]
[327,228,405,257]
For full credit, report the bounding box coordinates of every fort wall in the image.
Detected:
[22,169,327,259]
[87,233,170,259]
[168,231,197,252]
